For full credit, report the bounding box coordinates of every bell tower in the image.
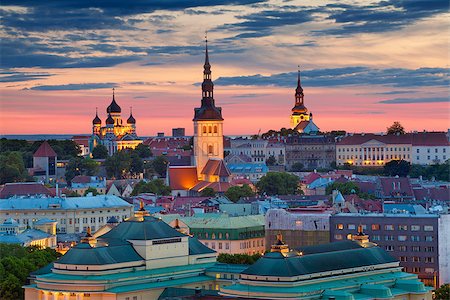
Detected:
[290,68,310,128]
[193,35,224,178]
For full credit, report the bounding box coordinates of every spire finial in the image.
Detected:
[112,87,115,99]
[297,65,301,85]
[130,106,132,115]
[95,107,98,115]
[204,31,210,66]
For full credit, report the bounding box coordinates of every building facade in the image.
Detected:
[330,212,450,287]
[0,195,133,234]
[90,90,142,155]
[32,141,57,183]
[290,70,319,134]
[285,135,336,170]
[336,132,449,166]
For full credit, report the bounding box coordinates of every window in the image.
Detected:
[385,245,394,251]
[399,245,407,251]
[208,145,214,155]
[218,242,222,250]
[398,235,407,241]
[425,236,433,242]
[424,246,434,252]
[371,224,380,230]
[203,126,206,133]
[211,242,215,249]
[398,225,408,231]
[214,126,218,133]
[424,257,434,263]
[334,234,343,240]
[399,256,407,262]
[336,224,344,230]
[413,267,420,273]
[416,149,420,153]
[424,225,434,231]
[411,225,420,231]
[372,235,381,241]
[385,235,394,241]
[411,235,420,242]
[425,268,435,273]
[385,225,394,230]
[412,256,420,262]
[225,243,229,250]
[412,246,421,252]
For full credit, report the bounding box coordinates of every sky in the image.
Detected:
[0,0,449,136]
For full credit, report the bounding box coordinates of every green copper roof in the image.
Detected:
[57,241,144,265]
[188,237,216,255]
[100,216,185,241]
[295,240,362,255]
[242,246,397,277]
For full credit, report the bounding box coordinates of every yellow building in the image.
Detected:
[290,70,319,134]
[90,90,142,155]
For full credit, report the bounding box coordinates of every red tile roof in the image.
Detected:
[0,182,55,198]
[379,177,414,197]
[33,141,57,157]
[72,175,92,184]
[414,187,450,201]
[301,172,321,185]
[411,132,450,146]
[338,132,449,146]
[168,166,199,190]
[201,159,231,177]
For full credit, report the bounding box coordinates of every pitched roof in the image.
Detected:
[71,175,92,184]
[338,132,450,146]
[302,172,321,185]
[411,132,450,146]
[201,159,231,177]
[188,237,216,255]
[33,141,57,157]
[0,182,55,198]
[168,166,199,190]
[379,177,414,197]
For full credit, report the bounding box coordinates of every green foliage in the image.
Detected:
[65,190,81,197]
[91,144,109,159]
[326,182,360,195]
[383,159,410,177]
[83,187,99,196]
[434,284,449,300]
[0,151,30,184]
[134,143,152,158]
[217,253,262,265]
[0,244,60,300]
[200,187,216,197]
[131,179,171,196]
[265,155,276,166]
[409,161,449,182]
[261,128,299,139]
[225,185,255,202]
[290,162,304,172]
[386,121,405,135]
[104,151,132,179]
[65,157,99,184]
[256,172,300,195]
[152,156,169,177]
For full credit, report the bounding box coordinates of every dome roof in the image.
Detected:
[127,113,136,124]
[107,94,121,114]
[106,114,114,125]
[92,113,101,125]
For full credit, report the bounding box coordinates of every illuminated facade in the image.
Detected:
[90,90,142,155]
[290,70,319,134]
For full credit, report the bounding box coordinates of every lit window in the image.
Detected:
[336,224,344,230]
[411,225,420,231]
[424,225,433,231]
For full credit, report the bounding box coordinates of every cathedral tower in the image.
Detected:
[290,69,310,128]
[193,38,224,178]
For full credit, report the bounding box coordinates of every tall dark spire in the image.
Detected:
[291,67,307,114]
[107,87,121,114]
[193,35,223,121]
[93,107,101,125]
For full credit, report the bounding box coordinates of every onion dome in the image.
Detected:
[106,113,114,125]
[127,107,136,124]
[106,89,121,114]
[92,108,101,125]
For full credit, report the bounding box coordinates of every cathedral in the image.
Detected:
[290,70,319,134]
[90,90,142,155]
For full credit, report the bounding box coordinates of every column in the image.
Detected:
[76,293,84,300]
[63,293,69,300]
[43,291,49,300]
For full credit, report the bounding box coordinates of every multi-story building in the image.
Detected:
[336,131,449,166]
[71,175,107,195]
[226,138,286,165]
[0,195,133,234]
[32,141,57,183]
[265,208,331,250]
[0,218,57,248]
[164,214,265,255]
[285,135,336,170]
[330,212,450,287]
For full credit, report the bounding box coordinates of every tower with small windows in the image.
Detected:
[290,69,310,128]
[193,38,224,178]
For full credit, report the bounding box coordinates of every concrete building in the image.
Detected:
[164,214,265,255]
[71,175,107,195]
[265,208,331,250]
[330,211,450,287]
[226,138,286,165]
[336,131,449,167]
[0,195,133,234]
[0,218,57,248]
[32,141,57,183]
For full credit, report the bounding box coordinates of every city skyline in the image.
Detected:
[1,0,449,135]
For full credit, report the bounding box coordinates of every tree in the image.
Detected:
[290,162,304,172]
[434,284,449,300]
[387,121,405,135]
[83,187,99,196]
[200,187,216,197]
[131,179,171,196]
[217,253,262,265]
[384,159,410,177]
[0,152,29,184]
[256,172,300,195]
[265,155,276,166]
[92,144,109,159]
[65,157,99,184]
[134,144,152,158]
[326,182,360,195]
[104,151,132,179]
[152,156,169,177]
[225,185,255,202]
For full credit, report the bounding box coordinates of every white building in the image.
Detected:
[0,195,133,234]
[227,138,286,165]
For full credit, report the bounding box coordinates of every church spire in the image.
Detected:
[202,31,213,99]
[295,66,304,105]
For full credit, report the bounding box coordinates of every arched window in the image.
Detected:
[203,126,207,134]
[208,126,212,133]
[214,126,218,133]
[212,233,216,239]
[208,145,214,155]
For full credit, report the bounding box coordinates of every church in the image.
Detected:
[89,91,142,155]
[290,70,320,134]
[167,40,232,195]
